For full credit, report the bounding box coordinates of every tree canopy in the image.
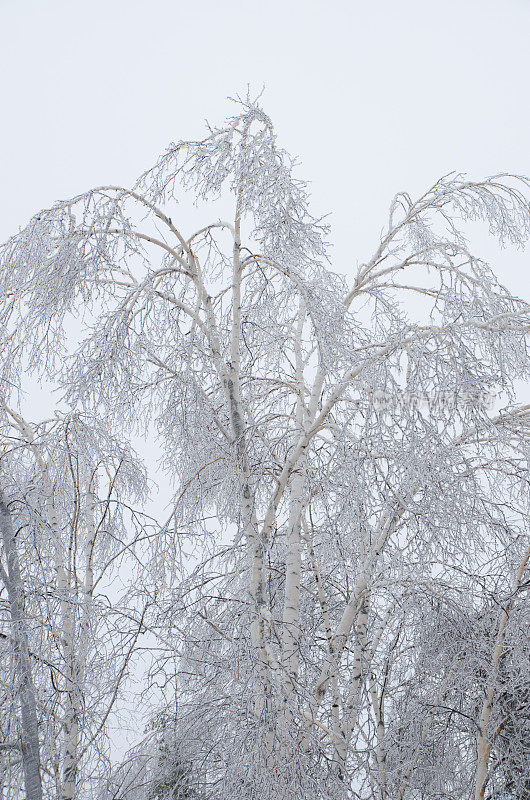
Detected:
[1,95,529,800]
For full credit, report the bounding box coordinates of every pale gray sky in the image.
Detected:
[2,0,530,293]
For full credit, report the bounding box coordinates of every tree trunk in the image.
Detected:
[473,546,530,800]
[281,309,306,695]
[0,492,43,800]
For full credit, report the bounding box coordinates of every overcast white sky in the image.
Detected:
[2,0,530,294]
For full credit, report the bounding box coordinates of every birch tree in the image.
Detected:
[0,490,43,800]
[0,407,148,799]
[1,94,530,799]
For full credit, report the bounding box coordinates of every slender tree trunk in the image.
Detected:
[314,499,407,706]
[6,412,79,799]
[473,546,530,800]
[226,189,272,728]
[38,455,75,800]
[61,604,78,800]
[0,492,43,800]
[282,468,303,689]
[61,486,97,800]
[281,309,306,695]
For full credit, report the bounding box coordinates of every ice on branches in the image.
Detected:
[1,95,530,800]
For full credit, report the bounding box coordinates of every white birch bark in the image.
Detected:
[304,518,348,771]
[4,410,79,799]
[60,485,96,800]
[314,496,409,706]
[473,546,530,800]
[228,187,271,724]
[281,308,306,695]
[0,492,43,800]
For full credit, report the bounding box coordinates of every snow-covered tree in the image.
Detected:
[0,406,148,799]
[0,488,42,800]
[1,94,529,799]
[99,711,200,800]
